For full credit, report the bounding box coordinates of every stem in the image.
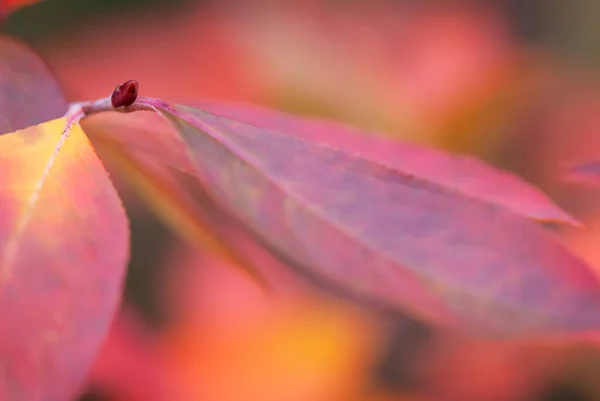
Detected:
[65,95,171,121]
[64,80,173,122]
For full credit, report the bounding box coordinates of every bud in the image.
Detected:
[110,80,139,108]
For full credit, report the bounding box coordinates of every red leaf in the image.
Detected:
[195,100,578,226]
[154,102,600,337]
[0,119,129,401]
[0,36,67,134]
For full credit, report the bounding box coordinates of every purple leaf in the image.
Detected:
[151,102,600,337]
[195,100,579,226]
[0,36,67,134]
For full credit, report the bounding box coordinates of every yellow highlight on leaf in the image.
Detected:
[0,117,124,279]
[0,117,129,401]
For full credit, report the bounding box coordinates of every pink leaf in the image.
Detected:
[0,119,129,401]
[195,100,578,226]
[152,102,600,337]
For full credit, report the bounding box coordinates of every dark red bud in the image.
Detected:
[111,80,139,108]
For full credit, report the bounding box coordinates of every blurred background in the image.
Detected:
[6,0,600,400]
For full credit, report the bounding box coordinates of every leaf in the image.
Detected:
[0,35,67,135]
[83,113,414,302]
[88,132,273,289]
[84,113,307,294]
[83,101,577,226]
[155,102,600,337]
[195,100,578,226]
[82,111,195,174]
[0,118,129,401]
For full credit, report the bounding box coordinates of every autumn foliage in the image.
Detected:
[5,1,600,401]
